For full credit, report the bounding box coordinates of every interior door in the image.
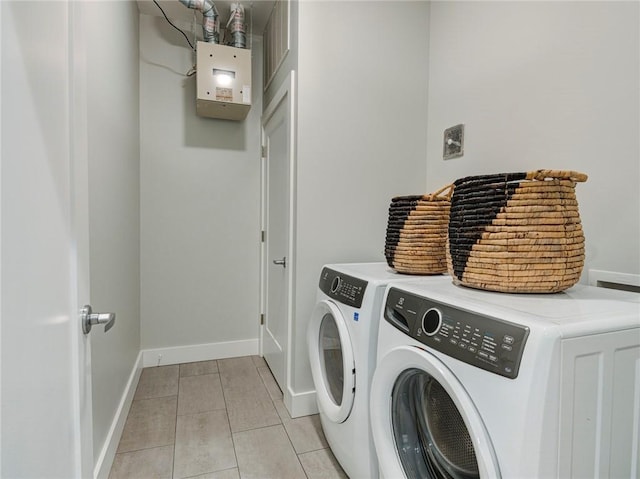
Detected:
[261,72,295,393]
[1,1,93,476]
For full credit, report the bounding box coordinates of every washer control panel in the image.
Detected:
[319,267,368,309]
[385,287,529,379]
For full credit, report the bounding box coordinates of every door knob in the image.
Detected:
[81,305,116,334]
[273,257,287,268]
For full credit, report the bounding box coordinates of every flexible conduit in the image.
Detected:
[179,0,220,43]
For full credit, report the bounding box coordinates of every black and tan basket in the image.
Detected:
[385,185,453,275]
[447,170,588,293]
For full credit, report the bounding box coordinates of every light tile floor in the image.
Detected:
[109,355,348,479]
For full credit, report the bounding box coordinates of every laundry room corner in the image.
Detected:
[3,0,638,476]
[138,11,263,358]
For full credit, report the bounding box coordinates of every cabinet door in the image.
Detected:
[558,330,640,478]
[263,0,290,90]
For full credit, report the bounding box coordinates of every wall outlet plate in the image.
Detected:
[443,124,464,160]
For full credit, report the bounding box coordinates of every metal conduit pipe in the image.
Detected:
[179,0,220,43]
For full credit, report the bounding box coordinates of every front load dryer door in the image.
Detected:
[370,346,501,479]
[307,299,356,423]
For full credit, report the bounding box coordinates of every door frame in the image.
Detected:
[260,70,297,400]
[70,2,94,475]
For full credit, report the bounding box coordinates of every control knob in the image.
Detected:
[421,308,442,336]
[330,276,341,293]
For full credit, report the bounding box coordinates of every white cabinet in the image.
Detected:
[196,42,251,120]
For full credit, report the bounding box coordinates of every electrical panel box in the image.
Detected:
[196,41,251,121]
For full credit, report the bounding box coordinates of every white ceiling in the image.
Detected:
[137,0,276,36]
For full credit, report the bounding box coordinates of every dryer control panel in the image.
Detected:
[385,287,529,379]
[319,267,368,308]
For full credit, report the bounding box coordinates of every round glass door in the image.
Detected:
[307,300,355,423]
[370,346,500,479]
[392,368,479,479]
[319,312,345,405]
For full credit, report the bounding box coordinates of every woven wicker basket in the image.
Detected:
[385,185,453,275]
[447,170,588,293]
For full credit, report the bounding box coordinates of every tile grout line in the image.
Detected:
[175,362,235,479]
[171,368,180,479]
[261,368,312,479]
[175,373,225,418]
[114,440,176,456]
[260,364,343,478]
[218,361,242,478]
[251,360,311,479]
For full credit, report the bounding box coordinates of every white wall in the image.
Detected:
[139,14,262,353]
[85,1,141,466]
[292,1,431,394]
[426,1,640,277]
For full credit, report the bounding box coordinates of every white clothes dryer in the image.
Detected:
[307,263,429,479]
[370,280,640,479]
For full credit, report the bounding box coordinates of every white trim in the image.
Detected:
[0,1,4,472]
[285,70,298,417]
[284,387,318,418]
[259,132,266,357]
[141,339,259,368]
[588,269,640,288]
[262,72,291,122]
[94,352,144,479]
[69,2,94,475]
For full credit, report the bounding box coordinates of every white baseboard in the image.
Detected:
[94,351,143,479]
[284,387,318,418]
[141,339,259,367]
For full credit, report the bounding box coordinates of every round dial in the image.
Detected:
[421,308,442,336]
[330,276,341,293]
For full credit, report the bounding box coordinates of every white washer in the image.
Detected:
[370,280,640,479]
[307,263,428,479]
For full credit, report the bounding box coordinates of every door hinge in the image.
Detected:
[260,313,265,325]
[261,230,265,242]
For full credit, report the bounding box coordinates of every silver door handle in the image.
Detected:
[273,257,287,267]
[81,305,116,334]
